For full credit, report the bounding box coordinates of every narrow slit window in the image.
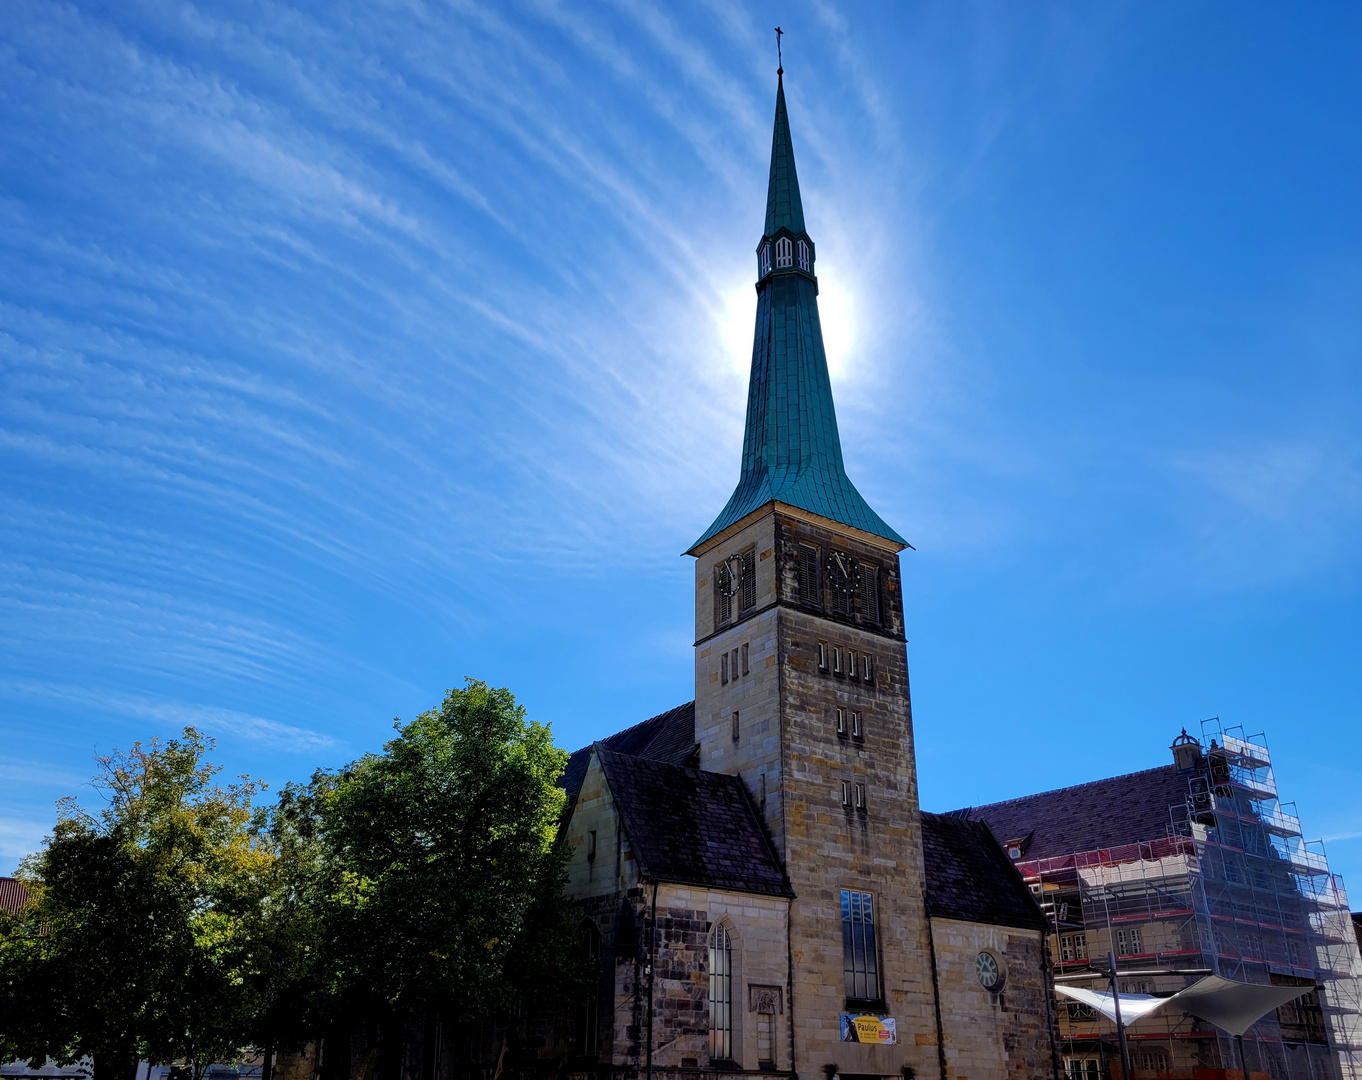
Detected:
[847,650,858,679]
[863,655,875,684]
[851,711,863,740]
[732,648,740,679]
[854,783,866,812]
[832,646,843,676]
[840,780,852,807]
[741,643,750,676]
[836,707,847,738]
[721,653,728,685]
[776,236,793,268]
[818,641,829,671]
[731,710,740,743]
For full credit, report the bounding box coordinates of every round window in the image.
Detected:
[976,950,1005,991]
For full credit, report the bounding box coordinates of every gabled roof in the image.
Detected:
[955,764,1191,862]
[689,74,907,554]
[561,701,695,805]
[596,748,791,898]
[921,812,1048,931]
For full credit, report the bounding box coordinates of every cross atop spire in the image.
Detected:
[689,72,907,554]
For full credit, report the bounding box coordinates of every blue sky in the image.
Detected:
[2,2,1360,887]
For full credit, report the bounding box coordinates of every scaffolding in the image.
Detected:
[1018,720,1362,1080]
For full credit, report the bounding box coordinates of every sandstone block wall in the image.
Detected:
[930,917,1058,1080]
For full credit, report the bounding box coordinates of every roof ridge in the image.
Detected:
[569,700,693,758]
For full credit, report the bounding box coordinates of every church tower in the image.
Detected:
[686,72,940,1071]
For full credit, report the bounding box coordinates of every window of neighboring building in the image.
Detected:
[797,239,810,271]
[798,545,820,606]
[709,923,734,1061]
[1116,928,1143,956]
[841,889,880,1001]
[1060,933,1088,962]
[776,236,793,268]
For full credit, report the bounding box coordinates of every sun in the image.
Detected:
[717,277,857,384]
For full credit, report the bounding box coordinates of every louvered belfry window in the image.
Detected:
[858,564,880,625]
[739,550,756,611]
[760,243,772,276]
[797,545,820,606]
[842,889,880,1001]
[829,553,853,616]
[715,562,734,625]
[709,924,734,1061]
[797,239,810,271]
[776,236,793,268]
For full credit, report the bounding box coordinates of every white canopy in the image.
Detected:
[1056,976,1315,1037]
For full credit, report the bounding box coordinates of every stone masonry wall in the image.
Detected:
[930,917,1058,1080]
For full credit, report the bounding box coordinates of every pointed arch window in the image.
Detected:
[709,923,735,1062]
[797,239,810,272]
[760,243,772,276]
[775,236,793,268]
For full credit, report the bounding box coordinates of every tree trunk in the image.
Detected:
[92,1042,140,1080]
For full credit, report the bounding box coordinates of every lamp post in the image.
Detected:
[1107,951,1133,1080]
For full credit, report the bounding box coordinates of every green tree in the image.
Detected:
[302,679,581,1034]
[0,729,274,1080]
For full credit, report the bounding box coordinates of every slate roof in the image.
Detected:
[690,75,907,553]
[561,701,695,805]
[596,748,792,898]
[921,813,1048,931]
[954,764,1192,862]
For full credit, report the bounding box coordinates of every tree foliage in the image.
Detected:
[0,729,273,1080]
[287,678,580,1025]
[0,680,580,1074]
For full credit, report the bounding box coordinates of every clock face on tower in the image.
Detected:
[725,555,744,588]
[976,951,1002,991]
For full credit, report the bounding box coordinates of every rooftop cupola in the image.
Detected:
[689,72,907,553]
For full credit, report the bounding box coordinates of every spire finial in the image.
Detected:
[774,26,783,76]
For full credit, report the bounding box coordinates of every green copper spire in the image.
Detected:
[764,74,805,237]
[691,74,907,553]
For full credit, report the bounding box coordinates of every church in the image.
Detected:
[555,72,1059,1080]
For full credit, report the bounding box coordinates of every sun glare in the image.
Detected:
[718,277,858,384]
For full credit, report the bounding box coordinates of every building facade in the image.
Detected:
[555,72,1057,1080]
[958,721,1362,1080]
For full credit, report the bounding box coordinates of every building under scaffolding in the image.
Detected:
[956,720,1362,1080]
